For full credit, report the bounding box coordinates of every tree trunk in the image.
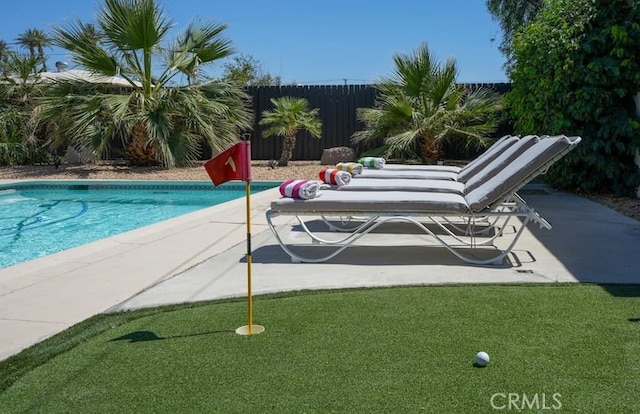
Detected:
[278,134,297,166]
[420,137,441,164]
[126,124,160,166]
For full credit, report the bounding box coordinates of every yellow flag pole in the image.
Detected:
[235,144,264,336]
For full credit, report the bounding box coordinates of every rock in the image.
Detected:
[66,146,94,165]
[320,147,356,165]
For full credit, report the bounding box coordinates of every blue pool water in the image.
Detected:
[0,181,277,269]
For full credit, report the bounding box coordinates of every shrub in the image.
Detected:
[508,0,640,195]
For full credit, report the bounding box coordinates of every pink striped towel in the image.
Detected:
[279,179,321,199]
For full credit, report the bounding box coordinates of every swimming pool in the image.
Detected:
[0,180,278,269]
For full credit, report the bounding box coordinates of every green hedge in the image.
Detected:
[508,0,640,196]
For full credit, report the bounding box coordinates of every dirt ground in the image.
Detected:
[0,161,322,182]
[1,161,638,222]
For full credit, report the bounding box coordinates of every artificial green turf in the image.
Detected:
[1,284,639,413]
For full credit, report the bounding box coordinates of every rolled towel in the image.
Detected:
[335,162,363,176]
[358,157,386,169]
[318,168,352,186]
[279,179,321,199]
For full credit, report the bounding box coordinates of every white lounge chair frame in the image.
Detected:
[316,195,518,238]
[266,193,547,265]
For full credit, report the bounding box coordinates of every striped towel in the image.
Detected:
[279,179,321,199]
[335,162,363,176]
[358,157,386,169]
[318,168,352,186]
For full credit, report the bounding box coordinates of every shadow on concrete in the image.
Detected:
[522,188,640,296]
[249,243,522,268]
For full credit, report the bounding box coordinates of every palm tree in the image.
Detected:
[0,40,10,74]
[352,42,503,163]
[0,52,47,165]
[0,40,8,57]
[33,0,251,168]
[259,96,322,166]
[16,28,50,72]
[79,22,103,45]
[0,51,44,106]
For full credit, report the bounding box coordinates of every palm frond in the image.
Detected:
[353,41,502,162]
[385,130,420,159]
[52,19,119,76]
[36,0,248,168]
[100,0,172,51]
[163,20,234,85]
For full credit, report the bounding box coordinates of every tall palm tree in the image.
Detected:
[0,40,8,58]
[16,28,50,72]
[0,40,10,74]
[79,22,103,45]
[33,0,251,168]
[352,42,503,163]
[259,96,322,166]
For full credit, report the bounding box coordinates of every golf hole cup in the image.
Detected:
[475,351,490,367]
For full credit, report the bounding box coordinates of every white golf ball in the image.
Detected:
[475,351,490,367]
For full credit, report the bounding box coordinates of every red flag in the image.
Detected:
[204,141,252,186]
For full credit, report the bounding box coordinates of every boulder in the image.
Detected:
[320,146,356,165]
[66,145,95,165]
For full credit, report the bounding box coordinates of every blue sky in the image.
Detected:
[0,0,507,84]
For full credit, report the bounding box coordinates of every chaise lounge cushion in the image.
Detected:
[465,136,579,212]
[462,134,540,193]
[335,178,465,193]
[456,135,520,183]
[270,190,470,215]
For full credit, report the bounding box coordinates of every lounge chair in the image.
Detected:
[316,136,539,236]
[265,135,581,265]
[342,135,541,194]
[383,134,515,173]
[355,135,521,181]
[334,135,552,237]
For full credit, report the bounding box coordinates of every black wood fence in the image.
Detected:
[239,83,511,161]
[243,84,377,161]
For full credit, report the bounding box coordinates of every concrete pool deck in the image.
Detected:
[1,184,639,361]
